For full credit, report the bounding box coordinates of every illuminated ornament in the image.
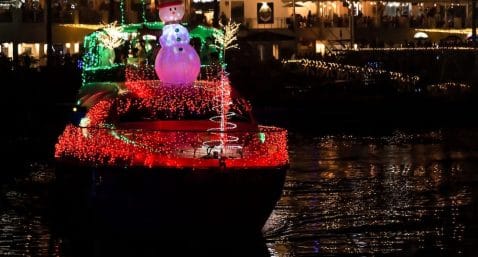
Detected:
[258,2,273,23]
[155,0,200,85]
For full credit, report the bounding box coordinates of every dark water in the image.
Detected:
[1,128,478,256]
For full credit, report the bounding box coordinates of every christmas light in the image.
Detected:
[205,21,241,156]
[55,2,289,171]
[120,0,126,24]
[55,124,288,168]
[212,20,240,67]
[57,24,106,30]
[427,82,471,93]
[415,28,471,35]
[283,59,420,85]
[98,22,126,49]
[55,80,289,169]
[141,0,147,23]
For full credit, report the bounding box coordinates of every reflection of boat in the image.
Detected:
[53,22,288,236]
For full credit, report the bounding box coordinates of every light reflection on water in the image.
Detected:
[264,130,475,256]
[1,129,477,256]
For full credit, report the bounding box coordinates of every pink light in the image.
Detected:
[154,24,200,85]
[155,45,200,84]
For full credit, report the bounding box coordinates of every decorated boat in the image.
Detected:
[54,0,288,237]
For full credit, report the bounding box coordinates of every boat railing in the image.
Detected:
[55,124,289,169]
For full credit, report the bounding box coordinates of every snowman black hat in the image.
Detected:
[158,0,183,8]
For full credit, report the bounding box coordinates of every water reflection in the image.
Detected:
[0,163,272,257]
[264,130,475,256]
[1,129,477,256]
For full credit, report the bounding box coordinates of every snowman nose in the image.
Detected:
[172,11,176,15]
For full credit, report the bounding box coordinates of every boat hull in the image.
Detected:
[51,163,287,238]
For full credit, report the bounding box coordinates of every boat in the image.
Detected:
[53,2,288,239]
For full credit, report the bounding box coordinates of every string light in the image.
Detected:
[141,0,147,23]
[57,24,106,30]
[120,0,126,24]
[427,82,471,94]
[97,22,126,49]
[56,17,289,170]
[212,20,240,67]
[205,21,241,156]
[55,124,288,168]
[55,80,288,169]
[283,59,420,85]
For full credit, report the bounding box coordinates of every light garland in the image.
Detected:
[55,80,288,168]
[346,47,478,51]
[283,59,420,85]
[120,0,126,24]
[55,124,288,168]
[427,82,471,93]
[141,0,147,23]
[81,79,250,124]
[57,24,106,30]
[415,28,471,35]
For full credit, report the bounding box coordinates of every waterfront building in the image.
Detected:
[1,0,476,64]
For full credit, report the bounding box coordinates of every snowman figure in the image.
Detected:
[155,0,200,85]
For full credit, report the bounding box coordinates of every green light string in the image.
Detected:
[141,0,147,23]
[120,0,126,24]
[82,32,102,85]
[80,23,220,86]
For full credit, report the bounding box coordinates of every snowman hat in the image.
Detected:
[158,0,183,8]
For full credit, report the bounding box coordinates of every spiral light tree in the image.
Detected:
[203,20,241,157]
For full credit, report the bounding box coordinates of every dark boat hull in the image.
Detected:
[52,164,287,239]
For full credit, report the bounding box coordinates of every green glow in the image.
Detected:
[141,0,147,23]
[80,23,223,86]
[120,0,126,24]
[259,133,266,143]
[190,25,223,65]
[84,63,124,72]
[190,25,220,44]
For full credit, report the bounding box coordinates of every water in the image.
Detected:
[1,128,477,256]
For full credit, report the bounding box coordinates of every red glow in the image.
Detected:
[56,77,288,169]
[55,123,288,168]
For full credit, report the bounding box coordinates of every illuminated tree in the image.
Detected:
[208,20,240,157]
[212,20,240,67]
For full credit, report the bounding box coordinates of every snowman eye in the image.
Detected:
[174,7,176,10]
[169,8,172,11]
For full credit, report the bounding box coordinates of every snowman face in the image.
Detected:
[159,3,185,23]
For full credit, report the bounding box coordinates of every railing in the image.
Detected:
[55,124,289,169]
[244,17,289,29]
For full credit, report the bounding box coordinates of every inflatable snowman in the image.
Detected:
[155,0,201,85]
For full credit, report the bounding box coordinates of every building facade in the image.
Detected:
[1,0,475,64]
